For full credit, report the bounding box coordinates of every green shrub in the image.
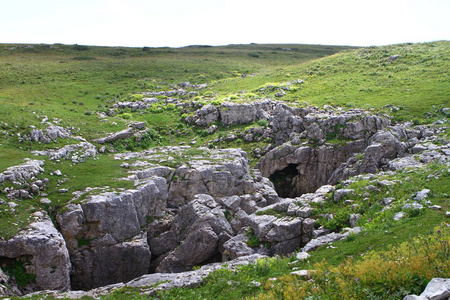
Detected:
[3,261,36,287]
[257,119,269,127]
[246,228,260,247]
[117,112,132,119]
[319,209,351,231]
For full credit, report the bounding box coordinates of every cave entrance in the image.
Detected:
[269,164,302,198]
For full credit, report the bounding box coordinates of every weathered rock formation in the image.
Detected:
[92,122,146,144]
[0,159,44,184]
[329,123,449,184]
[0,212,71,293]
[257,141,367,197]
[56,176,168,290]
[0,103,447,296]
[22,254,264,299]
[27,123,71,144]
[32,142,97,163]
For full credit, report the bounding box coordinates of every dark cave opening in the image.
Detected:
[269,164,301,198]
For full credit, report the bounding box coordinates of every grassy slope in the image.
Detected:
[0,43,353,170]
[0,41,449,299]
[212,41,449,124]
[0,43,352,238]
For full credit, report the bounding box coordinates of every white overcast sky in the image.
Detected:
[1,0,449,47]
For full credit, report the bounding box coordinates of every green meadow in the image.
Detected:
[1,41,449,299]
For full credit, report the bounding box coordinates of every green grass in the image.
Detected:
[0,41,449,299]
[0,155,133,239]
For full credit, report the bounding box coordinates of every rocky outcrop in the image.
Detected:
[186,100,389,147]
[329,123,449,184]
[154,194,233,273]
[32,142,97,163]
[167,148,254,207]
[0,159,44,183]
[186,99,310,129]
[56,176,168,290]
[0,159,46,199]
[257,141,367,197]
[92,122,146,144]
[28,123,71,143]
[0,212,71,292]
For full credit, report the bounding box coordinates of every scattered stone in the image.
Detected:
[404,278,450,300]
[388,55,399,61]
[30,184,40,194]
[54,170,62,176]
[414,189,431,201]
[382,197,395,206]
[334,189,354,202]
[403,202,424,210]
[290,270,312,278]
[349,214,361,227]
[429,205,441,211]
[29,123,71,143]
[130,122,146,129]
[40,198,52,204]
[0,159,44,183]
[249,281,261,287]
[394,212,405,221]
[295,252,310,260]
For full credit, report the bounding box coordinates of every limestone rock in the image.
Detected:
[404,278,450,300]
[46,142,97,162]
[265,217,302,243]
[93,126,136,144]
[0,212,71,292]
[414,189,431,201]
[220,102,258,125]
[168,148,252,207]
[156,226,219,273]
[70,233,151,290]
[334,189,354,202]
[155,194,233,273]
[188,104,219,126]
[394,212,406,221]
[57,177,168,290]
[420,278,450,300]
[29,123,71,143]
[0,159,44,183]
[302,227,362,252]
[222,234,257,260]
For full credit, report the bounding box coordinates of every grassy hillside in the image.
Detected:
[0,41,449,299]
[210,41,449,124]
[0,43,354,170]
